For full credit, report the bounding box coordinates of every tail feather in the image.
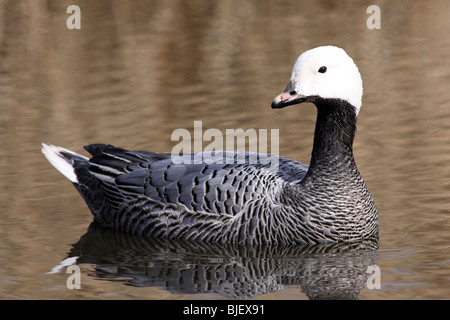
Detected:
[41,143,88,183]
[42,143,114,227]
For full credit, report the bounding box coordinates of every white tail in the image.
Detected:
[41,143,87,183]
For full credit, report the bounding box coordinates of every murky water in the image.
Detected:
[1,0,449,300]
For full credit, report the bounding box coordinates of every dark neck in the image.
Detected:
[304,98,359,180]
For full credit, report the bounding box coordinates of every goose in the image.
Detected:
[42,45,378,245]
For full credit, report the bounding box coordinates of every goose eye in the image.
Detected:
[318,66,327,73]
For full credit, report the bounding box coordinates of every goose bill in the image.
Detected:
[271,90,307,109]
[271,81,307,109]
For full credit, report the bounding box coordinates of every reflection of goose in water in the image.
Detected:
[52,223,379,299]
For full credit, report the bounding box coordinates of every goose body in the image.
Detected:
[42,46,378,244]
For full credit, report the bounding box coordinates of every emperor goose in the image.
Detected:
[42,46,378,244]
